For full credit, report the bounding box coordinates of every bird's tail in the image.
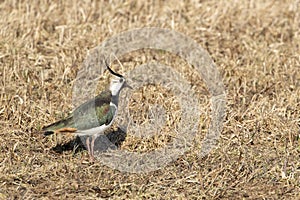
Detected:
[44,130,55,136]
[42,117,76,136]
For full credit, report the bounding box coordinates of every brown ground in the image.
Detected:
[1,0,300,199]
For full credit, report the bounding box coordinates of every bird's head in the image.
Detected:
[106,63,132,95]
[109,76,132,95]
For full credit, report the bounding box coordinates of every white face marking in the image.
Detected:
[109,77,125,95]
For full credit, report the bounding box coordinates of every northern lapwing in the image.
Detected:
[42,64,131,161]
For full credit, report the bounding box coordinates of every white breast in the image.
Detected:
[75,124,110,136]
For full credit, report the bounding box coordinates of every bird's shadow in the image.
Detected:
[51,127,127,155]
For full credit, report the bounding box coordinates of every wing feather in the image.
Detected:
[43,90,112,134]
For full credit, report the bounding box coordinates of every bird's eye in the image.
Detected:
[119,78,124,83]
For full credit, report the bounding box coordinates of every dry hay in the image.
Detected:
[0,0,299,199]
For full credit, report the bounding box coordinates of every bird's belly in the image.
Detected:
[75,124,110,136]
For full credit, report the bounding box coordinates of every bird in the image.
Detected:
[42,64,131,161]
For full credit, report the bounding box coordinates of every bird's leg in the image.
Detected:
[86,137,94,162]
[90,135,97,162]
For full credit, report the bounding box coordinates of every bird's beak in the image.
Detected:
[124,82,132,89]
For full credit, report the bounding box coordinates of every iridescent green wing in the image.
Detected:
[43,90,112,133]
[96,104,116,126]
[70,90,113,130]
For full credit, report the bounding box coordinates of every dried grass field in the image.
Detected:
[1,0,300,199]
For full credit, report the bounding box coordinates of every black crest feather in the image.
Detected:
[105,60,123,78]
